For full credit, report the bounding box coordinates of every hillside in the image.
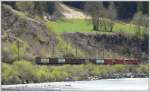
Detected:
[55,3,90,19]
[2,3,148,63]
[2,4,57,62]
[1,2,149,85]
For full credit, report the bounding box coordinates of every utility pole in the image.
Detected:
[102,45,104,59]
[76,46,78,57]
[52,41,54,58]
[65,35,68,58]
[17,40,20,61]
[97,48,99,59]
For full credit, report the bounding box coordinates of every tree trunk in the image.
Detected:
[92,17,99,31]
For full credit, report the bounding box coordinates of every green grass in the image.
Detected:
[45,19,147,37]
[45,19,93,33]
[113,21,146,36]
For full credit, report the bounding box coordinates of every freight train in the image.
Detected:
[35,57,138,65]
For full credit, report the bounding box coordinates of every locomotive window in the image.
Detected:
[58,58,65,63]
[41,58,49,63]
[96,59,104,64]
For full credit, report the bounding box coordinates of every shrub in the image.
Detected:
[2,63,19,84]
[136,64,149,73]
[2,41,26,63]
[56,35,87,58]
[113,64,126,73]
[128,65,137,73]
[91,66,101,76]
[51,68,62,81]
[13,60,34,83]
[2,47,16,63]
[98,65,109,75]
[2,61,149,85]
[32,66,49,82]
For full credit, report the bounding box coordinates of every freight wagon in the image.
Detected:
[35,57,139,65]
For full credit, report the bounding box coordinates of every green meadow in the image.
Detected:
[45,19,147,37]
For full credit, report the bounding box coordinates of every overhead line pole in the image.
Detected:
[17,40,20,61]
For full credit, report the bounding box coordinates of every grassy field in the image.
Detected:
[45,19,147,37]
[45,19,93,33]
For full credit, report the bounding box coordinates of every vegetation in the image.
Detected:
[45,19,92,33]
[85,2,117,31]
[45,19,147,39]
[2,61,149,85]
[56,35,87,58]
[13,2,56,18]
[45,20,88,58]
[1,2,148,85]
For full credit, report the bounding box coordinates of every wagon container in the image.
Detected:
[95,59,104,64]
[125,59,138,65]
[88,58,96,64]
[49,58,58,64]
[114,59,124,64]
[104,59,113,64]
[35,57,41,64]
[65,58,86,64]
[40,58,49,64]
[58,58,66,64]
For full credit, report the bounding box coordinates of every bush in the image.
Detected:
[56,35,87,58]
[2,63,19,84]
[32,66,49,82]
[91,66,101,76]
[2,61,149,85]
[136,64,149,73]
[13,60,34,83]
[128,65,137,73]
[113,64,126,73]
[51,68,62,81]
[2,47,16,63]
[2,41,26,63]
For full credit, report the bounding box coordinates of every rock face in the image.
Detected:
[63,32,148,61]
[2,4,56,62]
